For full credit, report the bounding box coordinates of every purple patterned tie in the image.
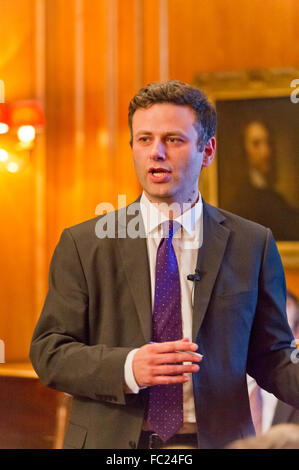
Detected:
[147,220,183,441]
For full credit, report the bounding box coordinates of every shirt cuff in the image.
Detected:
[124,348,146,394]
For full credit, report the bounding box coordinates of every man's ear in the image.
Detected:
[202,137,216,168]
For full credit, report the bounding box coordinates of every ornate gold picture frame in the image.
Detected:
[194,68,299,268]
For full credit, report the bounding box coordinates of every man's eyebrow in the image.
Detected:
[164,131,188,137]
[134,131,152,136]
[134,130,188,137]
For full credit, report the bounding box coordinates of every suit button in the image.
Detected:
[129,441,136,449]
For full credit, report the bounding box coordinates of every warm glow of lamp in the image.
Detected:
[0,149,8,161]
[6,161,20,173]
[17,125,36,143]
[0,123,9,134]
[0,91,45,174]
[0,103,9,134]
[9,100,45,129]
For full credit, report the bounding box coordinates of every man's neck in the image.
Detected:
[144,192,200,219]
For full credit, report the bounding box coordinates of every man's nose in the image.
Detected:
[150,139,166,160]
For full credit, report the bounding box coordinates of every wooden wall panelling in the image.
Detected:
[0,0,37,361]
[45,0,143,248]
[158,0,169,81]
[0,0,35,98]
[168,0,299,83]
[0,374,71,449]
[45,0,77,256]
[168,0,299,290]
[117,0,142,206]
[73,0,85,221]
[142,0,161,84]
[83,0,111,216]
[1,0,298,361]
[33,0,47,326]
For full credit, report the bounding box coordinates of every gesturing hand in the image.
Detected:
[132,338,202,387]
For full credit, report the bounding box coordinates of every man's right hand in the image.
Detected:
[132,338,202,387]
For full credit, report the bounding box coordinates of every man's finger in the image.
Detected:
[154,352,202,364]
[149,340,199,354]
[152,364,200,375]
[149,375,190,386]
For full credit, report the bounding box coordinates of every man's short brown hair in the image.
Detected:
[128,80,217,151]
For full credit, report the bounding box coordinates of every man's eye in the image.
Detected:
[167,137,182,143]
[138,137,149,142]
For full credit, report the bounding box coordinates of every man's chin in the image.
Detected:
[143,188,175,203]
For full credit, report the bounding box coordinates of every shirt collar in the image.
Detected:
[140,191,202,236]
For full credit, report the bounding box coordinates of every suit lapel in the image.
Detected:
[192,202,230,341]
[116,202,152,344]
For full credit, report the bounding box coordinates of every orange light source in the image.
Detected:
[0,95,45,174]
[0,149,9,161]
[7,161,20,173]
[17,125,36,143]
[9,100,45,132]
[0,103,9,134]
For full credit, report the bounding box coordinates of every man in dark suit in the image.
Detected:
[30,80,299,449]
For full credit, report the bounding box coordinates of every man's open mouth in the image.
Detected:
[149,168,171,177]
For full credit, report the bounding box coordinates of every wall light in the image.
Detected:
[0,149,9,161]
[0,103,9,134]
[17,125,36,143]
[9,100,45,138]
[7,161,20,173]
[0,81,45,173]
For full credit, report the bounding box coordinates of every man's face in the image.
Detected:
[132,103,215,205]
[244,122,271,175]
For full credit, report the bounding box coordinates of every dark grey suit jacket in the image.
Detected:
[29,200,299,449]
[272,400,299,427]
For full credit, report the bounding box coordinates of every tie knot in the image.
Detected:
[162,220,180,239]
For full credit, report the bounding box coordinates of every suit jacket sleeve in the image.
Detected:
[30,228,133,406]
[246,228,299,409]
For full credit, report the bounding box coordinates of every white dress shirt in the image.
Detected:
[124,191,203,426]
[247,375,278,433]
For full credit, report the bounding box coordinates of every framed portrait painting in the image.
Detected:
[194,68,299,267]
